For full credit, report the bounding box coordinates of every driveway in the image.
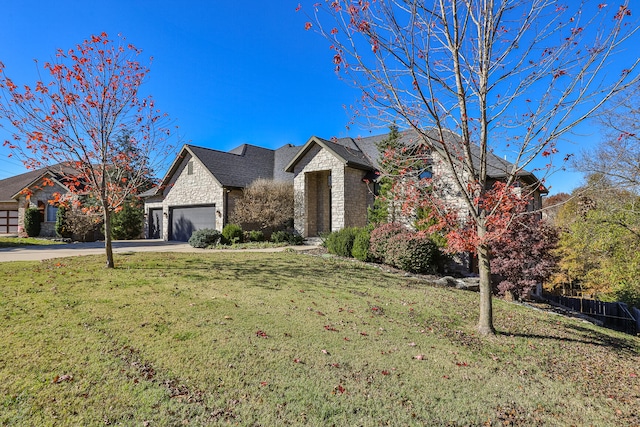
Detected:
[0,240,319,262]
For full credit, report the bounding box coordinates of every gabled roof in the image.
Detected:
[286,129,545,192]
[146,143,299,197]
[0,164,77,202]
[284,136,375,173]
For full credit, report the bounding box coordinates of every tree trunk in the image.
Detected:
[103,208,114,268]
[477,226,495,335]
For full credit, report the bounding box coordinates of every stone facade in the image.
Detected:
[292,144,373,237]
[17,178,67,237]
[144,152,224,240]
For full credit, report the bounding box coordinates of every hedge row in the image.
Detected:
[188,224,303,248]
[325,223,441,274]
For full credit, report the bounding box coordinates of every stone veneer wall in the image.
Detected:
[18,179,67,237]
[293,145,346,237]
[343,166,370,228]
[158,152,224,239]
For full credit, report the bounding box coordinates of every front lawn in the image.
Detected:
[0,236,64,248]
[0,252,638,426]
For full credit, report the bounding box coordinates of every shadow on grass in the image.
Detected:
[500,323,638,356]
[120,253,391,293]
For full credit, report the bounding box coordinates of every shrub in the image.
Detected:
[385,232,438,274]
[222,224,243,244]
[55,206,72,238]
[65,208,102,242]
[246,230,265,242]
[24,207,41,237]
[351,227,372,262]
[271,230,304,245]
[369,222,407,261]
[230,179,294,232]
[110,202,144,240]
[325,227,359,258]
[188,229,223,248]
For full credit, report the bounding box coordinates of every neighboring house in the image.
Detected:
[0,164,76,237]
[141,143,300,241]
[146,129,546,243]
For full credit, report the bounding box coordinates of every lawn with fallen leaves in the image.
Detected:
[0,236,64,248]
[0,252,638,426]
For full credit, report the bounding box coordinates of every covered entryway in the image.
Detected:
[0,210,18,234]
[169,205,216,241]
[148,208,163,239]
[304,171,331,237]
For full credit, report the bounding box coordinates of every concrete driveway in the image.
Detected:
[0,240,319,262]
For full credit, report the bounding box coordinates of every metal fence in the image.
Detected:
[543,294,638,335]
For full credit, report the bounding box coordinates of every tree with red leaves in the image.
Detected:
[0,33,175,268]
[491,212,559,301]
[303,1,640,334]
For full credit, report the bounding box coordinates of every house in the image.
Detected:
[285,129,547,238]
[145,129,546,242]
[141,143,300,241]
[0,164,76,236]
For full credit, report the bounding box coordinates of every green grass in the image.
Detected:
[0,237,64,248]
[0,252,638,426]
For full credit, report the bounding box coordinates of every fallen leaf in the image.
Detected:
[53,374,73,384]
[413,354,425,360]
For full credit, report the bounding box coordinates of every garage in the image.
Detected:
[169,205,216,241]
[0,210,19,234]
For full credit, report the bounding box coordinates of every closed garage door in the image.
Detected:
[169,205,216,241]
[0,210,19,234]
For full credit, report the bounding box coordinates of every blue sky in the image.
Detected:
[0,1,604,195]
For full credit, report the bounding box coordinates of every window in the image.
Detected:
[46,205,58,222]
[187,161,194,175]
[419,165,433,180]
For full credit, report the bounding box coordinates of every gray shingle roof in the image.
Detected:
[147,143,299,197]
[188,144,277,188]
[329,129,541,185]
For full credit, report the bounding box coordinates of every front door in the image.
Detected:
[148,208,163,239]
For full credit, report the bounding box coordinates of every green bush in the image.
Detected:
[188,229,223,248]
[369,222,406,262]
[271,230,304,245]
[385,232,438,274]
[24,207,41,237]
[55,206,72,238]
[110,202,144,240]
[352,227,373,262]
[222,224,243,244]
[246,230,265,242]
[325,227,358,258]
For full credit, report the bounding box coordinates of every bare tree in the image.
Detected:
[574,83,640,193]
[303,1,640,334]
